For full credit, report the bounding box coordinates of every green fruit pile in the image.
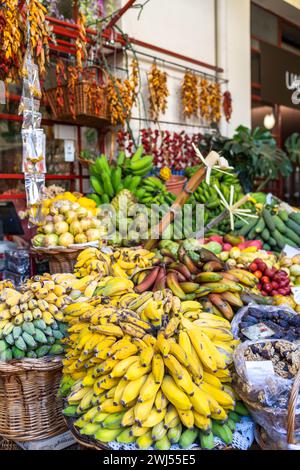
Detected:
[135,176,176,207]
[88,147,154,206]
[235,208,300,253]
[185,167,252,235]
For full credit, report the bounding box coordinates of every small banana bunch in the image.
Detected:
[0,274,72,360]
[61,299,242,450]
[74,246,155,279]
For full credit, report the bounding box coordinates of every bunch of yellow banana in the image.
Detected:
[74,247,155,279]
[0,274,76,332]
[0,280,14,293]
[62,300,238,450]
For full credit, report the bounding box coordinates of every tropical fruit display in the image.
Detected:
[88,147,154,206]
[234,205,300,254]
[32,192,104,248]
[60,283,248,450]
[0,274,75,360]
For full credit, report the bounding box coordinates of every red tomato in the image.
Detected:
[254,270,263,279]
[261,276,270,284]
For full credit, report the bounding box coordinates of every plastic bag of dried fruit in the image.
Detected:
[231,304,300,343]
[233,339,300,449]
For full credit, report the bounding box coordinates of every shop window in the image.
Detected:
[251,4,279,45]
[282,22,300,54]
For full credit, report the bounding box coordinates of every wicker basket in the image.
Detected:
[45,80,109,127]
[32,247,86,274]
[0,357,66,442]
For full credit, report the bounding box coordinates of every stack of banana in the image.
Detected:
[61,287,246,450]
[74,247,155,279]
[0,274,75,360]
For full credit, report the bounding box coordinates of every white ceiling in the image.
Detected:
[253,0,300,25]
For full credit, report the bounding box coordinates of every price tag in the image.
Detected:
[64,140,75,162]
[292,287,300,306]
[0,81,5,104]
[245,360,275,386]
[242,323,275,341]
[266,193,273,205]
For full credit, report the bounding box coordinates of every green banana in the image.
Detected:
[199,430,215,450]
[179,428,198,449]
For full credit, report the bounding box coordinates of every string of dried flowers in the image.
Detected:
[181,71,198,118]
[199,78,210,121]
[0,0,50,83]
[223,90,233,123]
[107,60,140,126]
[208,82,222,123]
[148,62,169,121]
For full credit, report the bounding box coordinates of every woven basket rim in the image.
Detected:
[44,80,107,93]
[0,355,63,373]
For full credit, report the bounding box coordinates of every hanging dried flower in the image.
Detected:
[199,78,210,121]
[223,90,233,123]
[181,71,198,118]
[209,82,222,123]
[107,59,140,126]
[148,62,169,121]
[0,0,50,83]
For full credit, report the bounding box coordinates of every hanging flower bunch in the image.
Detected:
[148,62,169,121]
[130,58,139,105]
[199,78,210,121]
[0,0,50,82]
[181,71,198,118]
[75,12,88,70]
[107,60,140,126]
[223,90,233,122]
[208,82,222,123]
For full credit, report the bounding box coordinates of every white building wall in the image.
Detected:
[119,0,251,138]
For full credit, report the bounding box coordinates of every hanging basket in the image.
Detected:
[44,80,110,128]
[0,357,66,442]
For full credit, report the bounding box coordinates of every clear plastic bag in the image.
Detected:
[233,339,300,447]
[231,304,300,343]
[22,129,46,173]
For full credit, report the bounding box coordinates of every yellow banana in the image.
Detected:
[109,356,140,378]
[177,409,194,429]
[161,376,192,411]
[121,375,148,406]
[152,353,165,385]
[134,396,156,426]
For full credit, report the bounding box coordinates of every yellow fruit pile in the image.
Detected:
[74,247,155,279]
[62,286,238,449]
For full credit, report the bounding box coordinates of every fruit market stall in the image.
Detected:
[0,0,300,454]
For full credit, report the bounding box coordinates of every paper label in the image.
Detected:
[64,140,75,162]
[245,360,275,386]
[242,322,275,341]
[283,245,300,258]
[266,193,273,205]
[292,287,300,306]
[0,81,5,104]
